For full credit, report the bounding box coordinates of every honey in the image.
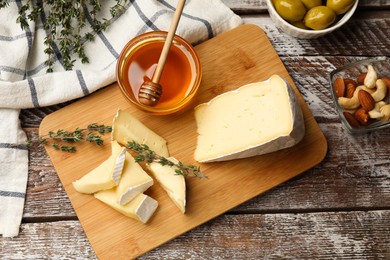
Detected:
[116,31,202,115]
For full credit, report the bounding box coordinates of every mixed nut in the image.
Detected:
[334,64,390,128]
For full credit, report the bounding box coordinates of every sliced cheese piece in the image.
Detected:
[194,75,305,162]
[72,141,126,194]
[116,151,154,205]
[94,189,158,223]
[112,109,169,157]
[148,157,186,213]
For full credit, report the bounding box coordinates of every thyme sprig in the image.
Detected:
[127,141,207,179]
[0,0,129,72]
[31,124,206,178]
[29,123,112,152]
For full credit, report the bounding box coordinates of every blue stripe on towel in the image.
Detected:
[0,143,28,150]
[15,0,33,78]
[26,61,50,76]
[0,65,26,76]
[76,70,90,95]
[136,9,168,35]
[159,0,214,39]
[0,190,25,199]
[27,77,40,107]
[0,32,31,42]
[82,4,119,59]
[132,0,160,31]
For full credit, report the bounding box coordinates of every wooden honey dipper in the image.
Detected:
[138,0,186,106]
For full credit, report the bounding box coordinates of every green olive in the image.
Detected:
[304,6,336,30]
[274,0,307,22]
[300,0,322,9]
[327,0,355,15]
[291,20,309,29]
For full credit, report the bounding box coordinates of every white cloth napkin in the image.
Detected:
[0,0,242,237]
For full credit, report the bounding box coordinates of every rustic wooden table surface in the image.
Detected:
[2,0,390,259]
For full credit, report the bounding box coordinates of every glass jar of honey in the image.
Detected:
[116,31,202,115]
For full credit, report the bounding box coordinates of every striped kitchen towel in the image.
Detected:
[0,0,242,237]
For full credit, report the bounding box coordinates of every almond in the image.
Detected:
[343,111,360,128]
[345,83,356,98]
[344,78,358,87]
[334,78,345,97]
[355,108,370,125]
[344,78,358,88]
[358,90,375,111]
[357,73,367,85]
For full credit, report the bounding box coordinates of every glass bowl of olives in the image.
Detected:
[266,0,359,39]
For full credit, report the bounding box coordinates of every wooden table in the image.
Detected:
[2,0,390,258]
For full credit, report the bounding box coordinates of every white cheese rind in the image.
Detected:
[112,110,169,157]
[116,151,154,205]
[112,147,126,185]
[72,141,126,194]
[94,190,158,223]
[148,157,186,213]
[194,75,305,162]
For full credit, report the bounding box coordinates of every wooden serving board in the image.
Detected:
[40,24,327,259]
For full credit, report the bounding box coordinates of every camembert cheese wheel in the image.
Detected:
[194,75,305,162]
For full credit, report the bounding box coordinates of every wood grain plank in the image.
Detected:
[222,0,268,13]
[0,221,95,259]
[2,211,389,259]
[142,210,390,259]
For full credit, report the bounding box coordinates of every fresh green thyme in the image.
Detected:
[0,0,128,72]
[31,124,206,178]
[28,123,112,152]
[127,141,207,179]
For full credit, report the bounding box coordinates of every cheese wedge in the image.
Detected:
[72,141,126,194]
[148,157,186,213]
[116,151,154,205]
[194,75,305,162]
[112,110,169,157]
[95,189,158,223]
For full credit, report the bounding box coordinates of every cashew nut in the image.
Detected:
[368,101,386,119]
[370,79,388,102]
[380,104,390,121]
[338,85,366,109]
[364,64,377,88]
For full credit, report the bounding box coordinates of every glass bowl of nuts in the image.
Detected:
[330,56,390,134]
